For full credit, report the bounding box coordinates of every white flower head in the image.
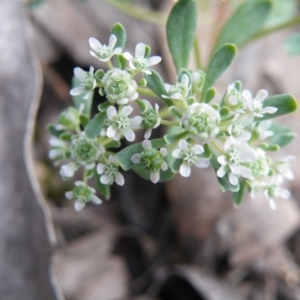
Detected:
[243,89,277,118]
[250,176,290,210]
[228,113,253,141]
[172,139,209,177]
[140,100,161,139]
[60,162,79,179]
[102,69,138,105]
[182,103,221,142]
[224,83,247,112]
[89,35,122,62]
[97,156,124,186]
[272,156,295,180]
[251,120,274,141]
[123,43,161,75]
[70,67,96,100]
[48,137,70,161]
[65,181,102,211]
[102,105,142,142]
[217,138,255,186]
[246,148,270,180]
[191,70,206,93]
[131,140,168,183]
[162,74,191,101]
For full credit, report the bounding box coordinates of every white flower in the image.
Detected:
[123,43,161,75]
[162,74,190,101]
[131,140,168,183]
[101,69,138,105]
[250,176,290,210]
[251,120,273,140]
[172,140,209,177]
[140,100,161,139]
[243,89,277,117]
[228,113,253,141]
[182,103,221,141]
[60,162,79,179]
[273,156,294,180]
[217,138,255,185]
[103,106,142,142]
[48,137,69,160]
[89,35,122,62]
[97,156,124,186]
[65,181,102,211]
[247,148,270,180]
[224,83,247,112]
[191,70,205,93]
[70,67,96,100]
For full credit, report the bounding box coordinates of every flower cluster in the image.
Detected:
[48,23,296,211]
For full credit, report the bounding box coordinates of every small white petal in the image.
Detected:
[172,149,183,159]
[89,37,102,51]
[142,140,152,150]
[131,154,141,163]
[147,56,162,67]
[242,90,252,101]
[269,198,277,210]
[229,173,238,186]
[121,106,133,116]
[161,161,168,171]
[150,172,160,183]
[194,158,210,168]
[256,89,268,101]
[91,196,102,205]
[217,155,227,165]
[107,125,117,138]
[239,166,252,178]
[74,67,87,81]
[131,116,143,127]
[181,74,189,88]
[144,129,152,139]
[123,52,133,61]
[115,172,125,186]
[75,202,85,211]
[135,43,145,57]
[70,86,84,96]
[160,148,167,157]
[107,106,117,120]
[261,107,277,114]
[192,144,204,155]
[217,165,227,178]
[178,139,188,151]
[97,163,106,174]
[101,174,111,184]
[123,128,135,142]
[108,34,117,49]
[65,191,73,200]
[180,163,191,177]
[112,47,122,55]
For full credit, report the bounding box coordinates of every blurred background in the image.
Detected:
[1,0,300,299]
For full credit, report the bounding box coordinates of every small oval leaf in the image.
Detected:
[85,112,106,140]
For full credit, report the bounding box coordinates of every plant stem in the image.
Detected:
[106,60,113,70]
[104,0,167,25]
[137,87,158,98]
[83,169,88,183]
[160,119,180,126]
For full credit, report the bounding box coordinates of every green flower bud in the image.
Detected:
[140,148,164,173]
[141,109,159,130]
[57,107,80,131]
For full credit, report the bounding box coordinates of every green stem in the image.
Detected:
[106,60,113,70]
[210,140,225,155]
[159,106,169,118]
[193,37,202,69]
[160,120,180,126]
[244,16,300,46]
[83,169,89,184]
[104,0,167,25]
[137,87,158,98]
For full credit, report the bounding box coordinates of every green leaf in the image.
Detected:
[258,94,298,121]
[111,23,126,50]
[268,122,297,147]
[169,106,183,118]
[115,138,166,171]
[205,87,216,103]
[232,180,246,206]
[166,0,197,72]
[220,106,230,117]
[258,143,280,151]
[284,33,300,56]
[85,112,106,140]
[172,159,182,172]
[47,124,64,138]
[114,54,127,69]
[201,44,237,102]
[215,0,272,49]
[71,76,93,118]
[164,131,189,144]
[210,147,239,192]
[136,99,147,113]
[105,140,121,149]
[59,133,72,141]
[79,114,89,127]
[98,101,111,112]
[95,171,111,200]
[144,71,173,107]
